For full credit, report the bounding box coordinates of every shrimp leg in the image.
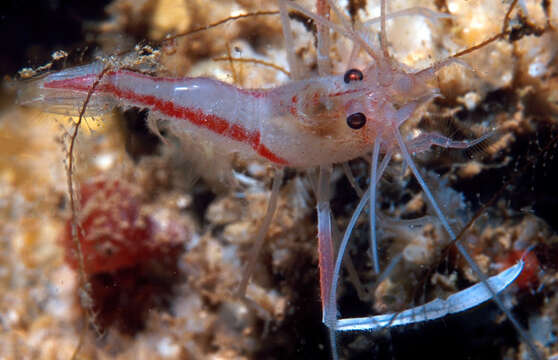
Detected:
[236,169,283,297]
[329,150,393,314]
[307,0,344,357]
[277,2,340,356]
[316,166,338,358]
[335,260,525,331]
[406,131,496,155]
[278,0,338,328]
[369,137,382,274]
[235,0,304,306]
[278,0,301,80]
[392,104,542,360]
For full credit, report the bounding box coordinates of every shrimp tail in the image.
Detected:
[16,62,116,117]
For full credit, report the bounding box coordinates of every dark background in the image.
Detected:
[0,0,111,78]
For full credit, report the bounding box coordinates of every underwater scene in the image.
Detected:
[1,0,558,359]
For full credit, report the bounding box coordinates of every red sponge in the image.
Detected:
[62,179,157,274]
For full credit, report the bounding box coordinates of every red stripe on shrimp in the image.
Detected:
[328,89,361,97]
[44,74,288,165]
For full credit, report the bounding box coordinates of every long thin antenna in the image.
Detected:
[68,65,111,360]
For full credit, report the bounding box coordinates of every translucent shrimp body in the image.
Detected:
[17,60,422,168]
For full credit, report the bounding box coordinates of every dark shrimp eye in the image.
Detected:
[346,112,366,129]
[343,68,363,83]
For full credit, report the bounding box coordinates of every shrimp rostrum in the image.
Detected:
[16,0,541,359]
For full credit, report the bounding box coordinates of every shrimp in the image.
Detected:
[15,0,543,359]
[18,59,400,168]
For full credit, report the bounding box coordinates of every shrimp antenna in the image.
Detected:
[161,10,279,43]
[286,1,380,62]
[380,0,389,58]
[416,0,520,80]
[212,56,291,76]
[67,65,112,360]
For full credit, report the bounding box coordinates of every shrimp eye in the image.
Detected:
[346,112,366,129]
[343,68,363,83]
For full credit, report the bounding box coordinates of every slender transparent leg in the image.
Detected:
[393,127,541,360]
[406,131,496,155]
[329,151,393,328]
[236,169,283,297]
[369,138,382,274]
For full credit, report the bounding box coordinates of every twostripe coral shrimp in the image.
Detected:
[13,0,554,358]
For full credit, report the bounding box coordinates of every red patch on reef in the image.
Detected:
[63,179,168,274]
[62,178,188,333]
